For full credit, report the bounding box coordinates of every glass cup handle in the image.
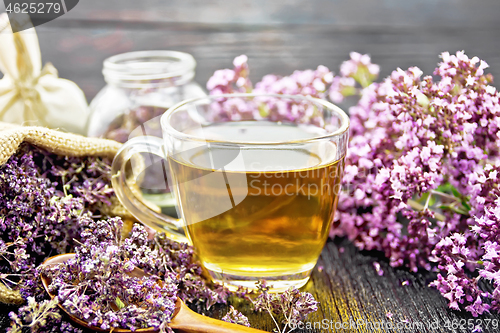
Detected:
[111,136,189,244]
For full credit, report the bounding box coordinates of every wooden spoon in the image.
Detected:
[41,254,267,333]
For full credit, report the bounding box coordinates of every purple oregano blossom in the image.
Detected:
[0,143,114,298]
[221,305,251,327]
[207,51,500,316]
[0,143,114,332]
[1,143,319,332]
[44,218,178,333]
[0,144,233,332]
[252,280,319,333]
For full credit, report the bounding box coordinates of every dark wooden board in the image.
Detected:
[0,0,497,101]
[204,238,500,333]
[32,22,500,101]
[2,238,499,333]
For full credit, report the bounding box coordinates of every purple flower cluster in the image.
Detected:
[207,55,252,96]
[207,55,339,125]
[206,55,259,121]
[42,216,236,332]
[145,232,231,312]
[0,143,114,298]
[254,66,333,99]
[207,51,500,316]
[253,281,319,333]
[334,51,500,315]
[2,143,318,332]
[253,66,333,125]
[44,218,178,332]
[330,51,379,103]
[429,164,500,316]
[7,297,82,333]
[221,305,251,327]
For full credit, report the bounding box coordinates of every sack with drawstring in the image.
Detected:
[0,13,89,134]
[0,122,129,305]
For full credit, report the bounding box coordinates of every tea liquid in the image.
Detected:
[168,121,344,278]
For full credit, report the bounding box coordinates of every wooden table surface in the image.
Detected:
[2,1,500,332]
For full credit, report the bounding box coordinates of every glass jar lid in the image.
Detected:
[102,50,196,88]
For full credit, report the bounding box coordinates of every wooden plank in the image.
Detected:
[5,238,496,332]
[44,0,500,28]
[202,238,500,333]
[32,22,500,101]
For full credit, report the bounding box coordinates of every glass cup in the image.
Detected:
[111,93,349,291]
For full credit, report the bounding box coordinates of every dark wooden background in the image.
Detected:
[2,0,500,101]
[2,0,500,332]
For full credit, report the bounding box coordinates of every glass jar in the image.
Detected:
[87,51,206,213]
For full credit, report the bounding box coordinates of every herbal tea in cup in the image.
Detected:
[112,94,349,291]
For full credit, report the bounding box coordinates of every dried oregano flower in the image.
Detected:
[8,297,66,333]
[42,217,238,332]
[252,281,318,333]
[0,143,114,300]
[221,305,251,327]
[44,218,178,333]
[1,144,232,332]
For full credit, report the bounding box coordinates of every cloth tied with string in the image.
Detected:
[0,13,89,135]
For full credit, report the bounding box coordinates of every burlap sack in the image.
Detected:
[0,122,130,304]
[0,122,119,164]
